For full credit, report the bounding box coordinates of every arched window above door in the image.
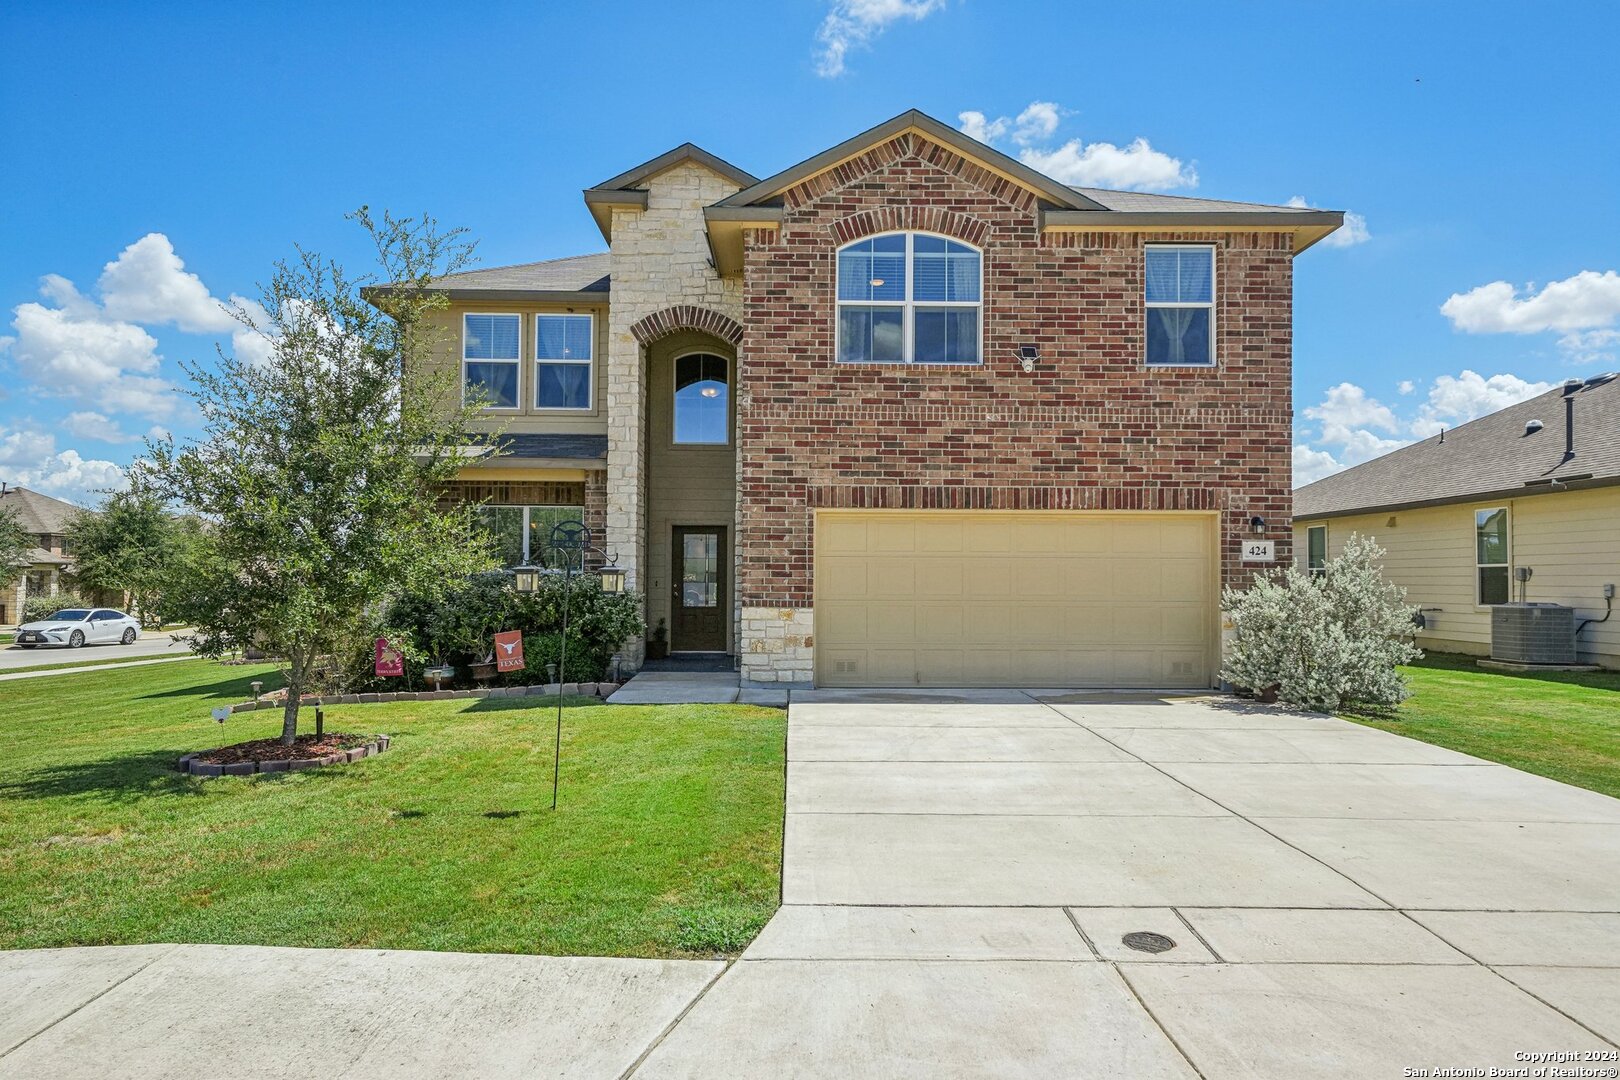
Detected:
[673,353,729,444]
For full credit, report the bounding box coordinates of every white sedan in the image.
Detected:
[14,608,141,649]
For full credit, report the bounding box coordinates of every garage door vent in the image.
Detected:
[833,659,860,675]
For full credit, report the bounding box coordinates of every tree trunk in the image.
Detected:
[280,650,304,746]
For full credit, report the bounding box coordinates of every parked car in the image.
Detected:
[13,608,141,649]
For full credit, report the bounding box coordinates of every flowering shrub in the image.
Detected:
[1221,533,1421,712]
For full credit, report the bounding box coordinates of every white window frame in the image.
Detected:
[462,312,522,411]
[1305,524,1328,576]
[835,231,984,366]
[1144,243,1217,368]
[1475,505,1511,607]
[478,504,587,566]
[534,312,594,413]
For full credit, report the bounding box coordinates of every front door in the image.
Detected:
[672,526,726,651]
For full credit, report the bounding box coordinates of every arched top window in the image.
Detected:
[836,232,982,365]
[673,353,729,444]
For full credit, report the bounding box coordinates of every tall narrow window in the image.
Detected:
[673,353,729,444]
[837,232,981,364]
[462,313,520,408]
[1306,525,1327,576]
[1145,245,1215,366]
[535,313,592,410]
[1476,507,1510,605]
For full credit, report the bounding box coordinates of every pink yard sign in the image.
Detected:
[494,630,525,673]
[374,639,404,677]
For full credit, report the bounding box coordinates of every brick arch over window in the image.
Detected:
[829,206,989,248]
[629,306,744,348]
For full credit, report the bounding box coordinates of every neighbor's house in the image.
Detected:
[0,484,85,627]
[392,109,1342,687]
[1294,373,1620,668]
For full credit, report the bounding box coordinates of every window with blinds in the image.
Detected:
[836,232,981,364]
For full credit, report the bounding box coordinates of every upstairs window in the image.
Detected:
[1476,507,1510,605]
[463,313,520,408]
[837,232,981,365]
[535,313,593,410]
[674,353,729,444]
[1145,245,1215,366]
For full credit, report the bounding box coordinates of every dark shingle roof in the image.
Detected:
[496,434,608,462]
[1071,188,1320,214]
[1294,374,1620,518]
[429,253,609,295]
[0,486,80,534]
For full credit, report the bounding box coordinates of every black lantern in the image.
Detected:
[512,565,544,593]
[598,562,627,595]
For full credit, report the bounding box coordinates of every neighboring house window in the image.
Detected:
[1145,245,1215,366]
[463,314,520,409]
[535,314,593,410]
[1475,507,1510,605]
[476,505,587,568]
[673,353,729,444]
[1306,525,1327,576]
[836,232,982,365]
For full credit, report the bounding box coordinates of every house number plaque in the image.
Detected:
[1240,540,1275,563]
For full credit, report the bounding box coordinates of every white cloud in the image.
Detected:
[1012,101,1060,146]
[1441,270,1620,335]
[1294,370,1554,486]
[1287,196,1370,248]
[956,101,1195,191]
[0,426,125,505]
[1558,328,1620,366]
[814,0,945,77]
[62,412,135,443]
[99,234,238,334]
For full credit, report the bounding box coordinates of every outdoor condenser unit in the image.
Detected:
[1490,603,1577,664]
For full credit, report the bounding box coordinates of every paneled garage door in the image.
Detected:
[814,511,1218,688]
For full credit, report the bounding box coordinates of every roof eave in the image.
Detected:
[592,143,758,194]
[582,188,649,242]
[704,205,784,277]
[1040,208,1345,252]
[364,286,609,305]
[1294,473,1620,521]
[714,109,1107,212]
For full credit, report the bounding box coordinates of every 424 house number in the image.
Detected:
[1240,540,1275,563]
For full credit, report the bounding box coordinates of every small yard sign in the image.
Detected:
[374,639,404,677]
[494,630,525,673]
[1241,540,1275,563]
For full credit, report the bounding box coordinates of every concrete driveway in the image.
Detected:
[4,691,1618,1078]
[635,690,1620,1078]
[0,630,194,673]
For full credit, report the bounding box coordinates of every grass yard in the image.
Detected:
[1347,652,1620,799]
[0,659,786,957]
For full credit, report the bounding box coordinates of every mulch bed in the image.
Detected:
[193,733,370,766]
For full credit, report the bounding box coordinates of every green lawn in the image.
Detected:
[0,659,786,957]
[1347,653,1620,799]
[0,653,197,676]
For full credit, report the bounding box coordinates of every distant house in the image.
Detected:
[0,484,87,626]
[1293,374,1620,668]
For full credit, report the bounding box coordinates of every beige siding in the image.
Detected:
[1295,485,1620,667]
[420,301,610,437]
[644,331,737,651]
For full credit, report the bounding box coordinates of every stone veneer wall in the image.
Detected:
[604,161,745,662]
[735,131,1296,683]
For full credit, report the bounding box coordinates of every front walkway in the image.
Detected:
[3,691,1618,1077]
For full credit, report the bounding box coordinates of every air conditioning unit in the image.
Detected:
[1491,603,1577,664]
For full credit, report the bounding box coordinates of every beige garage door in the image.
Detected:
[814,511,1217,688]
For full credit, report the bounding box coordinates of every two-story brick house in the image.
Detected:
[416,110,1341,687]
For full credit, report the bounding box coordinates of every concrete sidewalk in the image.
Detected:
[4,691,1618,1077]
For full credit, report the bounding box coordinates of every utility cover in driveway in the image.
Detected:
[813,510,1217,687]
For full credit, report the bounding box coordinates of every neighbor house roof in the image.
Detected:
[1295,373,1620,519]
[0,486,79,535]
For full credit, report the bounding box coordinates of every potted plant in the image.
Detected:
[646,618,669,660]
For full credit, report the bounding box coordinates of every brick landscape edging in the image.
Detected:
[178,735,391,777]
[225,681,622,714]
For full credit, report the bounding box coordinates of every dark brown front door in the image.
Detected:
[672,526,726,651]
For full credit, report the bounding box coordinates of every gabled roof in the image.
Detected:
[1295,373,1620,519]
[714,109,1107,212]
[0,486,80,535]
[584,143,757,241]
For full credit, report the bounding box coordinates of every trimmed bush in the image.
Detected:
[22,592,92,624]
[1221,533,1421,713]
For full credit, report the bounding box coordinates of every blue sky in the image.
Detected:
[3,0,1618,503]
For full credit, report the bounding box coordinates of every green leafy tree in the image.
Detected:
[65,489,184,620]
[141,208,496,744]
[0,505,29,596]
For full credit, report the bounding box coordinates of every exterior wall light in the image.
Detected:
[1249,515,1267,533]
[512,566,543,593]
[598,563,627,595]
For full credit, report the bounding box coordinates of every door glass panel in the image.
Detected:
[681,532,719,608]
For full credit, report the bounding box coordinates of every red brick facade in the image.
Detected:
[737,132,1294,608]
